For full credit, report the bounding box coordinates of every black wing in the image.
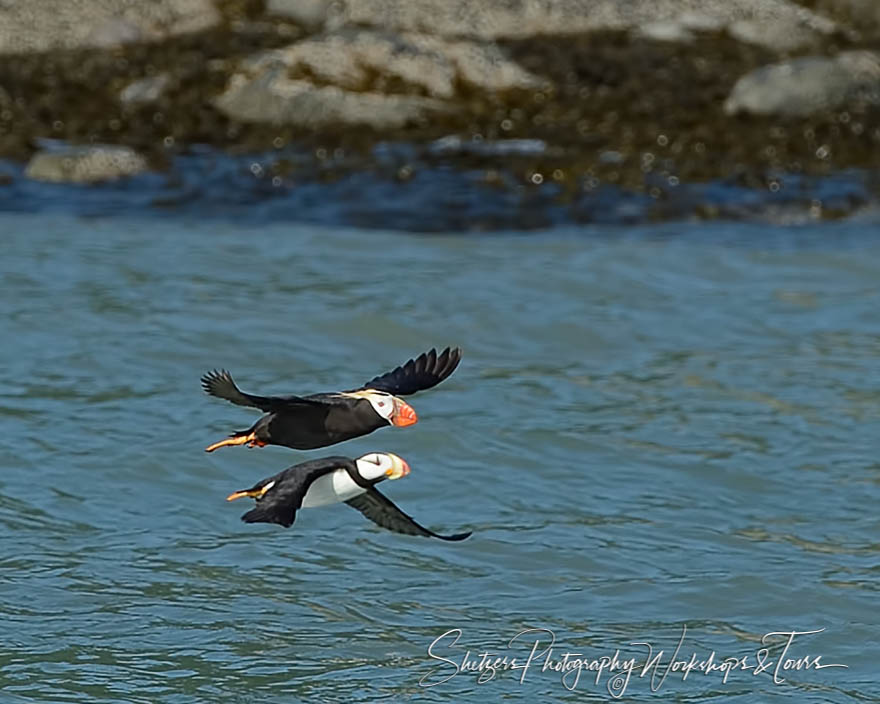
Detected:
[345,487,471,541]
[238,458,354,528]
[358,347,462,396]
[201,369,325,413]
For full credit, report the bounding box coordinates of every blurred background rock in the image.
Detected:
[0,0,878,227]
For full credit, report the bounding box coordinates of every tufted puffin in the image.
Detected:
[226,452,471,540]
[202,347,461,453]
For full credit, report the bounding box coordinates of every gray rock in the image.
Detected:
[727,20,818,51]
[25,146,149,184]
[0,0,220,54]
[214,69,443,128]
[241,30,541,99]
[266,0,334,30]
[637,20,695,43]
[728,18,826,51]
[119,74,171,105]
[676,12,727,31]
[324,0,835,41]
[724,50,880,117]
[636,7,831,49]
[216,28,541,129]
[86,18,144,48]
[815,0,880,34]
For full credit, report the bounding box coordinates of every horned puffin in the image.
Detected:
[202,347,461,452]
[226,452,471,541]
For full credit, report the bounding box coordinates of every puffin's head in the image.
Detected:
[363,391,418,428]
[355,452,411,482]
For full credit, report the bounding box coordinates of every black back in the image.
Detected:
[237,457,357,527]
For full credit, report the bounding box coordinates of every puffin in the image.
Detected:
[226,452,471,540]
[202,347,461,453]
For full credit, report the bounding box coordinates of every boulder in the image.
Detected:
[0,0,220,54]
[814,0,880,35]
[266,0,333,30]
[637,20,696,43]
[724,50,880,117]
[215,28,541,128]
[728,19,824,52]
[119,74,172,106]
[25,146,149,184]
[318,0,834,42]
[240,29,541,99]
[214,69,444,128]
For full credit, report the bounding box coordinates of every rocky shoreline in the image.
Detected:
[1,0,879,224]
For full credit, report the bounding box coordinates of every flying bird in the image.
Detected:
[201,347,461,452]
[226,452,471,541]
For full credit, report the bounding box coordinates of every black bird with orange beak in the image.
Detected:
[202,347,461,452]
[226,452,471,540]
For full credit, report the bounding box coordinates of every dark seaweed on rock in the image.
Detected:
[0,3,878,221]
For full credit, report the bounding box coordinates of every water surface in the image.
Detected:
[1,213,878,702]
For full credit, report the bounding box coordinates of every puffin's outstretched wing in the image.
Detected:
[345,487,471,541]
[201,369,324,413]
[358,347,462,396]
[232,458,354,527]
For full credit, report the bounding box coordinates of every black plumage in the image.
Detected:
[235,457,357,528]
[345,489,472,541]
[359,346,463,396]
[202,347,461,452]
[227,454,471,541]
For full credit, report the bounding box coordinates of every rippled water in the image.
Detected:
[1,212,879,702]
[1,149,876,230]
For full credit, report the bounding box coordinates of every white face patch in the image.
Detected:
[355,453,393,481]
[365,393,395,421]
[259,479,276,496]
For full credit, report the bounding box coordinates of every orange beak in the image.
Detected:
[384,454,411,480]
[391,399,418,427]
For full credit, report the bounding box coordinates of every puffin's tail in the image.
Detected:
[241,503,296,528]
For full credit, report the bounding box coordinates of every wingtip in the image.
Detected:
[437,346,462,380]
[200,368,223,390]
[201,368,234,396]
[434,530,472,541]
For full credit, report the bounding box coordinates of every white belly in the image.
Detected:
[301,469,366,508]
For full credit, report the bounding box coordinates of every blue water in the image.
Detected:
[1,211,879,702]
[1,148,875,230]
